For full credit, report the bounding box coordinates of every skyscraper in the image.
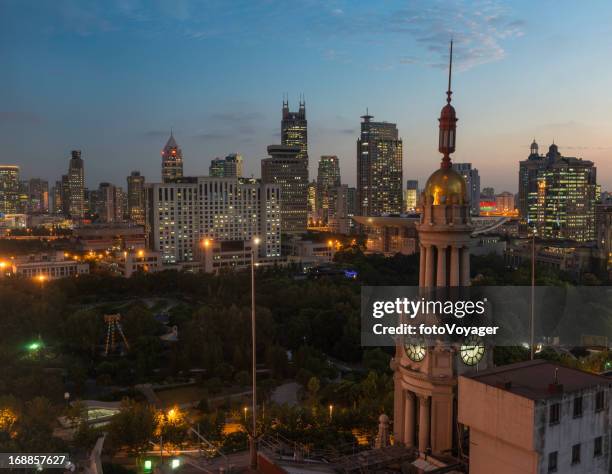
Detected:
[0,165,20,214]
[356,114,403,216]
[316,155,341,223]
[452,163,480,215]
[209,153,243,178]
[519,141,597,242]
[405,179,419,212]
[61,174,70,215]
[67,150,85,219]
[127,171,146,225]
[51,180,63,215]
[281,98,308,163]
[161,131,183,183]
[307,181,317,225]
[261,145,308,234]
[28,178,49,214]
[97,182,124,223]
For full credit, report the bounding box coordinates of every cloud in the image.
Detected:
[387,0,524,70]
[316,0,523,71]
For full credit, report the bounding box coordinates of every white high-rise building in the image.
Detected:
[147,177,281,264]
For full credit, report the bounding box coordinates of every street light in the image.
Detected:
[329,404,333,421]
[250,236,260,469]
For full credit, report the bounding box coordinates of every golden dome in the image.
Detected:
[424,167,466,205]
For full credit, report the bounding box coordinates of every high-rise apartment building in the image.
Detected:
[51,180,63,215]
[28,178,49,214]
[67,150,85,219]
[519,141,597,242]
[161,131,183,183]
[316,155,341,222]
[147,177,281,263]
[0,165,20,214]
[209,153,243,178]
[307,181,317,225]
[97,183,124,223]
[127,171,146,225]
[405,179,419,212]
[356,114,403,216]
[281,98,308,163]
[61,174,70,215]
[495,191,515,213]
[452,162,480,215]
[261,145,308,234]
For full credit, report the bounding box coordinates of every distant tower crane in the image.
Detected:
[104,314,130,356]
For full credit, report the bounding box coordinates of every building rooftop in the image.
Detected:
[464,359,612,400]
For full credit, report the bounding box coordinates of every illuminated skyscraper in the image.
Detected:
[67,150,85,219]
[28,178,49,214]
[405,179,419,212]
[519,142,597,242]
[51,180,63,215]
[316,155,341,222]
[356,113,403,216]
[261,145,308,233]
[161,131,183,183]
[127,171,146,225]
[0,165,20,214]
[281,97,308,163]
[209,153,243,177]
[97,182,124,223]
[307,181,317,225]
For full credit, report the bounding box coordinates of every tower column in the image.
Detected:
[419,245,426,287]
[393,376,404,443]
[450,246,460,286]
[436,245,447,286]
[418,395,430,453]
[404,391,415,448]
[460,246,471,286]
[424,245,435,288]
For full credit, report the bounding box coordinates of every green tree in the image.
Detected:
[107,399,157,456]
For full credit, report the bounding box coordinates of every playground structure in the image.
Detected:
[103,314,130,356]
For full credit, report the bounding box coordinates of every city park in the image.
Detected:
[0,242,610,472]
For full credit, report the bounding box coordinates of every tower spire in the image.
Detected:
[447,40,453,104]
[438,40,458,168]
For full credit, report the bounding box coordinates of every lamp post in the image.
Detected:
[250,236,261,469]
[530,232,536,360]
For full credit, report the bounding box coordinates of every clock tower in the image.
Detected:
[391,42,487,456]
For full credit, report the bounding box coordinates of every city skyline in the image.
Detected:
[3,1,612,192]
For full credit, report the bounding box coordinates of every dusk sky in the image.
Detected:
[2,0,612,193]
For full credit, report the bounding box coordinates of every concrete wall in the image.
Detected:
[458,376,538,474]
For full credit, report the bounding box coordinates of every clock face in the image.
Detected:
[405,342,426,362]
[460,335,485,366]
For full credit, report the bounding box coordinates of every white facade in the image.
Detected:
[11,253,89,280]
[149,177,281,264]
